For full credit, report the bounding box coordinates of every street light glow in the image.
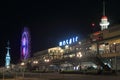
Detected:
[77,52,82,58]
[33,60,38,64]
[44,59,50,62]
[21,62,25,66]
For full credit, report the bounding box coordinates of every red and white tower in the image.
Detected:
[100,1,110,30]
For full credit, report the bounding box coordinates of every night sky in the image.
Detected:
[0,0,120,66]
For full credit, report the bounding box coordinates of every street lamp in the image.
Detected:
[77,52,82,58]
[33,60,39,71]
[33,60,38,64]
[21,62,25,79]
[76,52,82,71]
[44,59,50,63]
[44,59,50,72]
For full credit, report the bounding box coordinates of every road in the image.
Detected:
[1,72,120,80]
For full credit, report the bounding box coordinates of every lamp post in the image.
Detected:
[33,60,40,78]
[76,52,82,71]
[21,62,25,79]
[33,60,38,71]
[44,59,50,72]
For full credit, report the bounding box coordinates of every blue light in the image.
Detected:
[5,41,11,68]
[23,37,26,46]
[63,41,66,45]
[75,36,78,41]
[66,40,68,44]
[73,38,75,42]
[6,60,10,66]
[69,38,72,44]
[59,42,62,46]
[59,36,79,46]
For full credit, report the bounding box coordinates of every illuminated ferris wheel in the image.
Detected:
[21,27,31,60]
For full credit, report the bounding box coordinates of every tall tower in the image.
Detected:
[5,41,11,69]
[100,1,110,30]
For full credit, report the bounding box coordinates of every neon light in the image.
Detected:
[66,40,68,44]
[59,36,78,46]
[21,27,31,60]
[69,38,72,44]
[59,42,62,46]
[75,36,78,42]
[73,38,75,42]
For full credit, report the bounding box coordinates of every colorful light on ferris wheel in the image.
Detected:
[21,27,31,60]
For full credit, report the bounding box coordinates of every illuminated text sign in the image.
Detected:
[59,36,78,46]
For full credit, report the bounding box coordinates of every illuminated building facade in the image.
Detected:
[26,25,120,72]
[90,25,120,70]
[32,47,64,64]
[20,24,120,72]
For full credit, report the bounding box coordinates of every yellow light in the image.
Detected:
[21,62,25,66]
[77,52,82,58]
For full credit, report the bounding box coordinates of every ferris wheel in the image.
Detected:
[21,27,31,60]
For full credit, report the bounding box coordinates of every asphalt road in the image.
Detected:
[1,72,120,80]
